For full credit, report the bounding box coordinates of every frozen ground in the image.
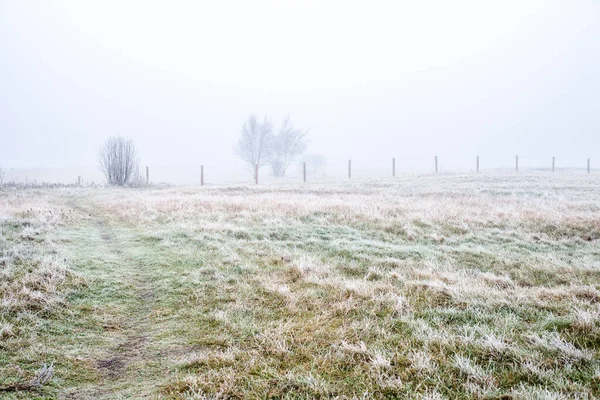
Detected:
[1,173,599,398]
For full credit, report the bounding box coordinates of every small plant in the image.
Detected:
[0,364,54,392]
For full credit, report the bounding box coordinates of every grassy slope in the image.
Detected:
[1,174,599,399]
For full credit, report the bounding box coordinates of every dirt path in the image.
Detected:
[58,202,167,399]
[94,220,156,381]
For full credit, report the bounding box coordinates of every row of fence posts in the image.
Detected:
[74,156,593,186]
[256,155,591,185]
[352,156,591,179]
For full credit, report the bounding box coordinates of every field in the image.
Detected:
[1,173,599,399]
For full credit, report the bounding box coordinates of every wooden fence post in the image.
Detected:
[303,162,306,183]
[515,155,519,172]
[588,158,591,174]
[348,160,352,179]
[476,156,479,172]
[255,163,259,184]
[201,165,204,186]
[552,157,555,173]
[435,156,438,173]
[146,166,150,185]
[392,157,396,177]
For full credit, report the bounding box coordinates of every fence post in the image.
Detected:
[515,155,519,172]
[392,157,396,177]
[78,176,81,186]
[348,160,352,179]
[201,165,204,186]
[255,163,259,184]
[552,157,555,173]
[146,166,150,185]
[303,161,306,183]
[588,158,591,174]
[476,156,479,172]
[435,156,438,173]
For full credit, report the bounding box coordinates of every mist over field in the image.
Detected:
[1,2,600,399]
[1,1,599,184]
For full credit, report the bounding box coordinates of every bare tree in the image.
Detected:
[304,153,327,175]
[269,116,308,177]
[235,114,273,179]
[98,136,140,186]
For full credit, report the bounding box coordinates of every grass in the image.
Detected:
[0,173,599,399]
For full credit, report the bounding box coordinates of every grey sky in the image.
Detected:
[1,0,598,178]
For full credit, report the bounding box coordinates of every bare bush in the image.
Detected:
[98,136,140,186]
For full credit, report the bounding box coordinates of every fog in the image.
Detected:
[1,1,599,184]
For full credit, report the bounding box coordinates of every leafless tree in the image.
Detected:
[98,136,140,186]
[235,114,273,179]
[269,116,308,177]
[304,153,327,175]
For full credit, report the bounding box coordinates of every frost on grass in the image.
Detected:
[93,176,600,396]
[0,190,81,393]
[527,332,594,363]
[4,174,600,398]
[141,175,600,398]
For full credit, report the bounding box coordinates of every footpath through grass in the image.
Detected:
[1,193,217,398]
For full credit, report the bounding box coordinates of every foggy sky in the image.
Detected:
[1,1,599,179]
